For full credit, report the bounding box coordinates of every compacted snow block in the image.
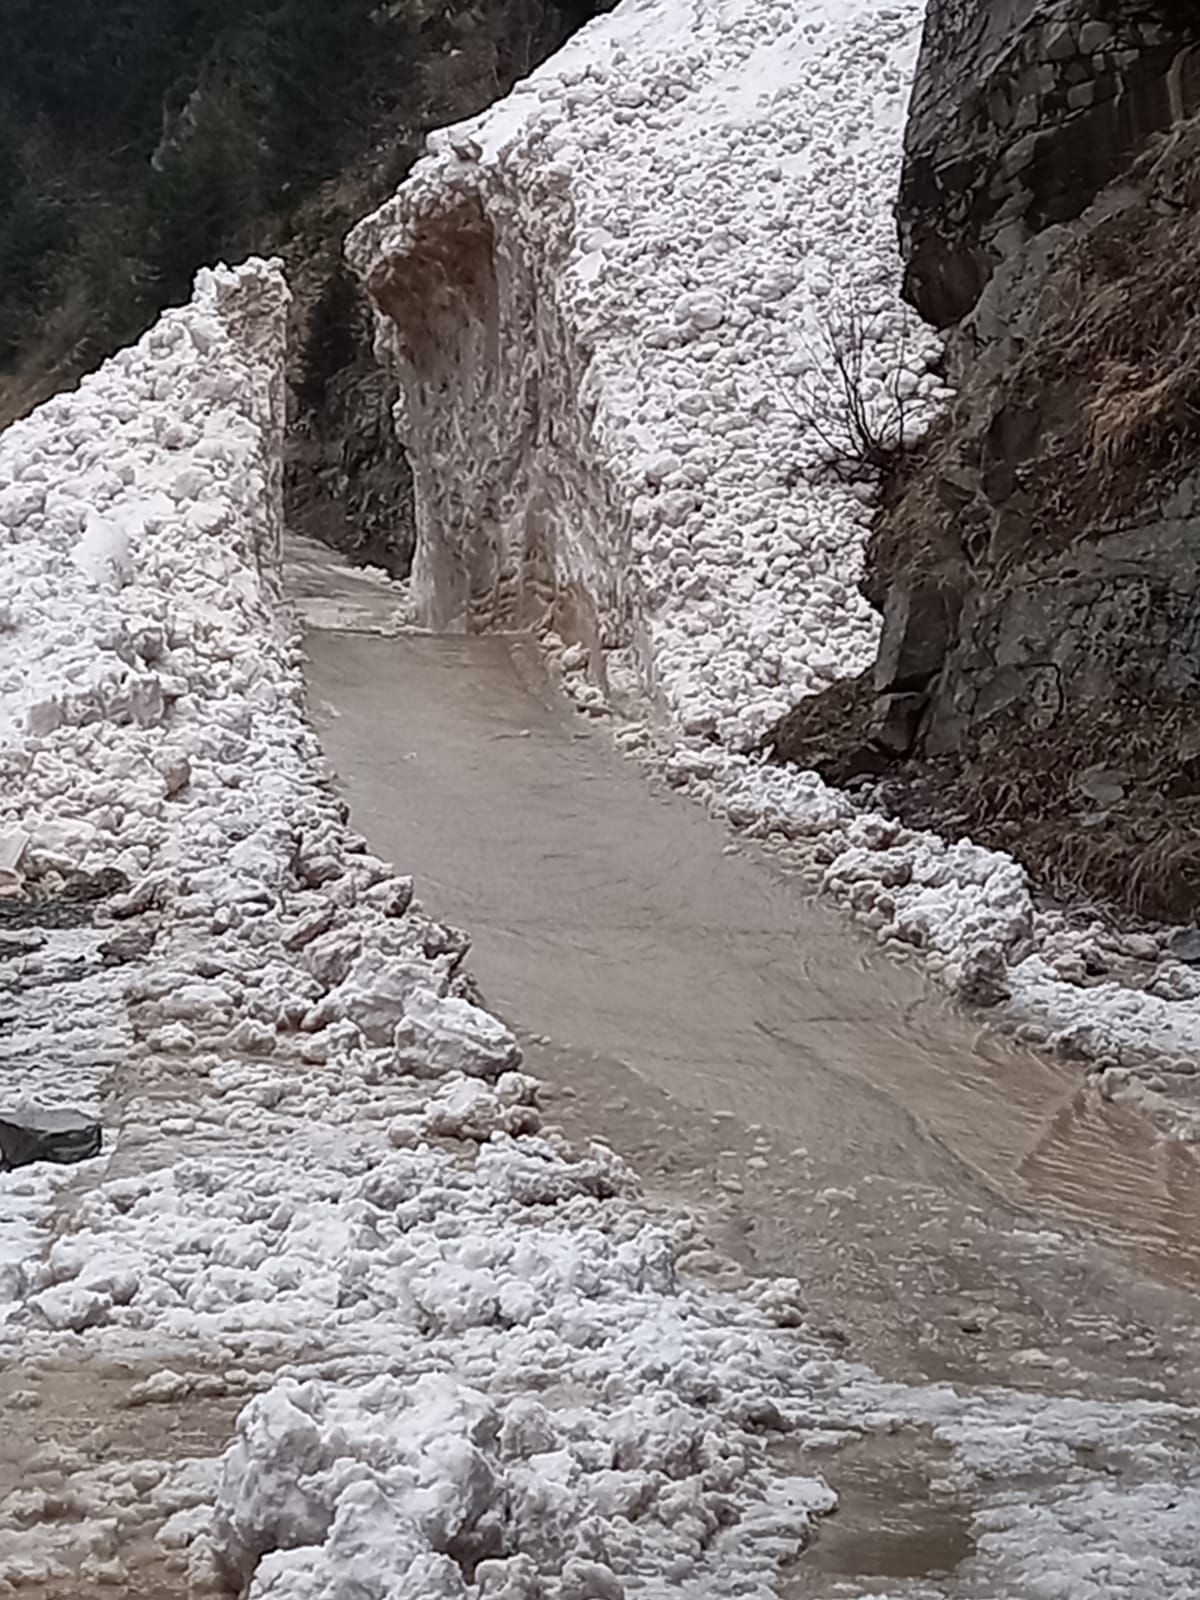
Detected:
[0,1107,101,1170]
[347,0,938,749]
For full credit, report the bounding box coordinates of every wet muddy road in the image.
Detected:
[291,538,1200,1402]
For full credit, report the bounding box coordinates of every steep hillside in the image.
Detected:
[771,1,1200,926]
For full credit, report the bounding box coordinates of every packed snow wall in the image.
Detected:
[0,257,290,893]
[351,173,633,653]
[348,0,945,748]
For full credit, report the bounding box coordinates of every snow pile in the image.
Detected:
[348,0,1200,1118]
[347,0,941,747]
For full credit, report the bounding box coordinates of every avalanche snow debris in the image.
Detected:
[0,253,856,1597]
[0,10,1196,1597]
[348,0,1200,1120]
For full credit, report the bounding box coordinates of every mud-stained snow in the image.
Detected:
[0,260,1195,1600]
[0,9,1197,1595]
[347,0,1200,1127]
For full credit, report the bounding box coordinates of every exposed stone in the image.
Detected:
[1078,20,1112,56]
[0,868,131,931]
[899,1,1200,326]
[868,692,928,757]
[99,924,158,965]
[874,580,962,693]
[0,1108,102,1171]
[769,8,1200,923]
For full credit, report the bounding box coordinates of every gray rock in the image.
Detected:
[875,581,962,693]
[1168,928,1200,965]
[1078,20,1113,56]
[869,691,928,756]
[0,1108,102,1171]
[898,1,1197,325]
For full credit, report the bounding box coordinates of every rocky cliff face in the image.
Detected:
[773,0,1200,922]
[900,0,1199,326]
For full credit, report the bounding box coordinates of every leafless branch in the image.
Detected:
[782,292,917,484]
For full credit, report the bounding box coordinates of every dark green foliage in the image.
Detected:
[0,0,421,368]
[0,0,605,395]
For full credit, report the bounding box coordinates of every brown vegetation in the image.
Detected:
[769,113,1200,929]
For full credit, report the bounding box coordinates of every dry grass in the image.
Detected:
[877,695,1200,924]
[1003,117,1200,544]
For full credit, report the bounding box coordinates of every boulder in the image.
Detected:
[874,580,961,694]
[0,1108,102,1170]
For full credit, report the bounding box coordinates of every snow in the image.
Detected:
[347,0,1200,1127]
[0,8,1196,1597]
[0,259,1193,1600]
[0,252,862,1598]
[349,0,942,747]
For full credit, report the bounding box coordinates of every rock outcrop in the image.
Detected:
[900,0,1200,327]
[773,0,1200,921]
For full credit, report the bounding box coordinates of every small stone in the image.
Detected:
[1078,20,1112,55]
[1067,82,1098,111]
[744,1397,787,1431]
[0,1107,102,1170]
[1169,928,1200,965]
[1043,21,1077,62]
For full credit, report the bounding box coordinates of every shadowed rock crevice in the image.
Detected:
[280,0,617,580]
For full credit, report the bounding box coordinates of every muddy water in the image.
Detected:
[290,538,1200,1398]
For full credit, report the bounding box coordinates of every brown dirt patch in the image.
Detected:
[0,1354,242,1599]
[768,676,1200,925]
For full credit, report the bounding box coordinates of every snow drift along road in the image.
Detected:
[0,248,1197,1596]
[347,0,1200,1130]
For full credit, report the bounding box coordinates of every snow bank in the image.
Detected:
[0,258,291,1305]
[0,252,1197,1597]
[347,0,940,746]
[348,0,1200,1120]
[0,256,841,1596]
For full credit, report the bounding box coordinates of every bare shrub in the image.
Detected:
[782,293,921,483]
